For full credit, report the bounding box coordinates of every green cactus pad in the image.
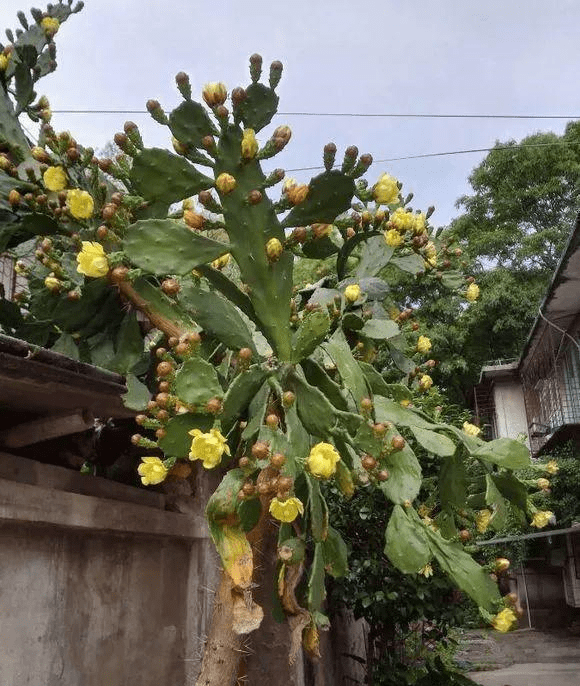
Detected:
[130,148,213,205]
[131,277,196,332]
[169,100,218,147]
[174,356,224,407]
[124,219,229,275]
[221,366,269,434]
[158,413,214,458]
[196,265,258,322]
[291,309,330,362]
[291,372,337,437]
[302,236,340,259]
[238,83,279,132]
[179,283,256,353]
[300,359,348,412]
[281,170,355,228]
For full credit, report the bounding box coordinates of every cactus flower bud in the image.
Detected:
[175,71,191,99]
[241,129,258,160]
[344,284,361,303]
[494,558,511,573]
[266,237,283,262]
[215,172,237,195]
[202,82,227,108]
[231,87,247,107]
[172,136,187,155]
[312,223,332,239]
[184,210,205,230]
[146,99,168,125]
[8,190,21,206]
[44,275,61,292]
[31,146,50,164]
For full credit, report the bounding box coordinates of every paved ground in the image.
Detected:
[457,628,580,686]
[468,662,579,686]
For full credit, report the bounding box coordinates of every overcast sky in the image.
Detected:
[3,0,580,226]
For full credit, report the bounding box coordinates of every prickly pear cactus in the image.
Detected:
[0,8,556,670]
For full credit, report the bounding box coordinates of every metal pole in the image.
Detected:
[519,563,533,630]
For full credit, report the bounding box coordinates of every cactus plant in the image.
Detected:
[0,9,554,684]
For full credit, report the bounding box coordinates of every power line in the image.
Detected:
[45,108,578,171]
[286,141,574,173]
[50,109,580,120]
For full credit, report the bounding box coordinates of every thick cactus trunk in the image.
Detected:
[195,571,244,686]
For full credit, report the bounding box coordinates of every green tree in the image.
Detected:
[412,125,580,403]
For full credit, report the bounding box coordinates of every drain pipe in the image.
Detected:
[519,563,533,630]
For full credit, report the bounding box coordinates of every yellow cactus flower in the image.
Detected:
[41,16,60,35]
[492,608,517,633]
[0,54,9,71]
[373,172,399,205]
[307,442,341,479]
[385,228,404,247]
[202,82,227,107]
[531,510,553,529]
[425,242,437,260]
[344,284,362,303]
[400,399,412,408]
[188,428,230,469]
[476,509,492,533]
[285,181,309,205]
[419,563,433,578]
[389,207,415,233]
[269,496,304,523]
[67,189,94,219]
[466,283,480,302]
[241,129,258,159]
[266,237,283,261]
[416,335,432,354]
[537,477,550,491]
[462,421,481,437]
[413,212,427,235]
[211,253,230,270]
[43,166,67,192]
[138,456,168,486]
[418,374,433,391]
[76,242,109,278]
[44,275,61,292]
[215,172,237,194]
[546,460,559,475]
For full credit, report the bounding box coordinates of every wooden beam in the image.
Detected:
[0,410,94,449]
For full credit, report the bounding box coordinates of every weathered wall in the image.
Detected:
[0,452,219,686]
[0,452,365,685]
[492,380,529,446]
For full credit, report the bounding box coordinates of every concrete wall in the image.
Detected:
[0,451,368,686]
[0,452,219,686]
[492,380,530,447]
